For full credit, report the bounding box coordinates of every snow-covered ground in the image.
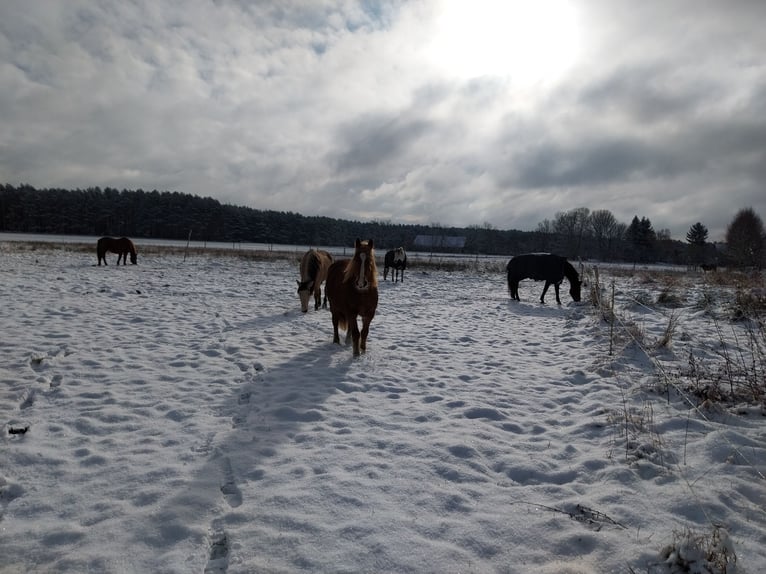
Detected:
[1,240,764,573]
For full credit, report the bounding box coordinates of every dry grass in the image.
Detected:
[649,525,737,574]
[655,312,680,349]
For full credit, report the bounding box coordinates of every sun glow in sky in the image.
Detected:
[425,0,582,85]
[2,1,765,240]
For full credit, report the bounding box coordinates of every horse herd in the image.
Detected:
[296,242,582,356]
[95,236,581,357]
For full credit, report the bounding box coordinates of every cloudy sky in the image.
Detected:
[2,1,765,241]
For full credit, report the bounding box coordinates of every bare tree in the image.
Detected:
[590,209,622,260]
[726,208,765,268]
[553,207,590,258]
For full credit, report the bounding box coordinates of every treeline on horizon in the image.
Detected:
[0,184,720,264]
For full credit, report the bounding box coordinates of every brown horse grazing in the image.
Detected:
[507,253,581,304]
[383,247,407,282]
[297,249,334,312]
[97,237,137,266]
[325,238,379,356]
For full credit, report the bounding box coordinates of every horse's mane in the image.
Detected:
[303,250,321,282]
[116,237,137,255]
[563,260,579,282]
[343,241,378,287]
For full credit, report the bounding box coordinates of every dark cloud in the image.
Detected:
[332,113,433,172]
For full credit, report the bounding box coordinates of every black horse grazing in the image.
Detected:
[383,247,407,282]
[97,237,137,266]
[506,253,581,304]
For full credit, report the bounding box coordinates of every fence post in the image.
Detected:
[609,281,615,356]
[183,229,192,262]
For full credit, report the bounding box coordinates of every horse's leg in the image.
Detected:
[346,316,354,347]
[554,282,562,304]
[331,312,341,344]
[510,281,520,301]
[350,315,361,356]
[314,286,321,311]
[540,281,551,304]
[346,314,359,355]
[360,314,373,353]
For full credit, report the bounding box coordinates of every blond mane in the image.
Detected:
[343,239,378,288]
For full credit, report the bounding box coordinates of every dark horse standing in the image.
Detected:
[383,247,407,282]
[296,249,334,312]
[325,238,379,356]
[507,253,581,304]
[97,237,137,266]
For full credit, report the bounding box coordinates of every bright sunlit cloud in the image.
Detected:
[424,0,581,85]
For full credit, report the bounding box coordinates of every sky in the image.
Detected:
[1,0,765,241]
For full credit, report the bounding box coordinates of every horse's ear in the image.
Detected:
[355,238,361,248]
[368,239,374,248]
[296,280,301,286]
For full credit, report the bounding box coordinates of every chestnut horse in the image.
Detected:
[383,247,407,282]
[297,249,334,312]
[97,237,137,266]
[507,253,581,304]
[325,238,379,356]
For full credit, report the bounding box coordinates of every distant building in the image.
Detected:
[413,235,467,251]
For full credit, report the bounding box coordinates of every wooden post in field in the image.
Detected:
[593,266,600,307]
[609,281,615,356]
[184,229,192,262]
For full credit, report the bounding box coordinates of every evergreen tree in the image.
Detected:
[686,222,708,246]
[686,221,709,265]
[625,216,656,262]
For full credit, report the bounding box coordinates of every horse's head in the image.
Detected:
[394,247,406,264]
[346,238,378,290]
[130,252,137,264]
[569,279,582,302]
[296,279,314,313]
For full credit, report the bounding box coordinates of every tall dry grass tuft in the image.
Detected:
[655,312,680,349]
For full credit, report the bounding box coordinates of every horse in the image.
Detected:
[97,237,137,266]
[383,247,407,282]
[325,238,379,356]
[296,249,334,312]
[700,263,717,273]
[506,253,581,304]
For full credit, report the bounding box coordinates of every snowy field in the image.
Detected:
[1,239,764,574]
